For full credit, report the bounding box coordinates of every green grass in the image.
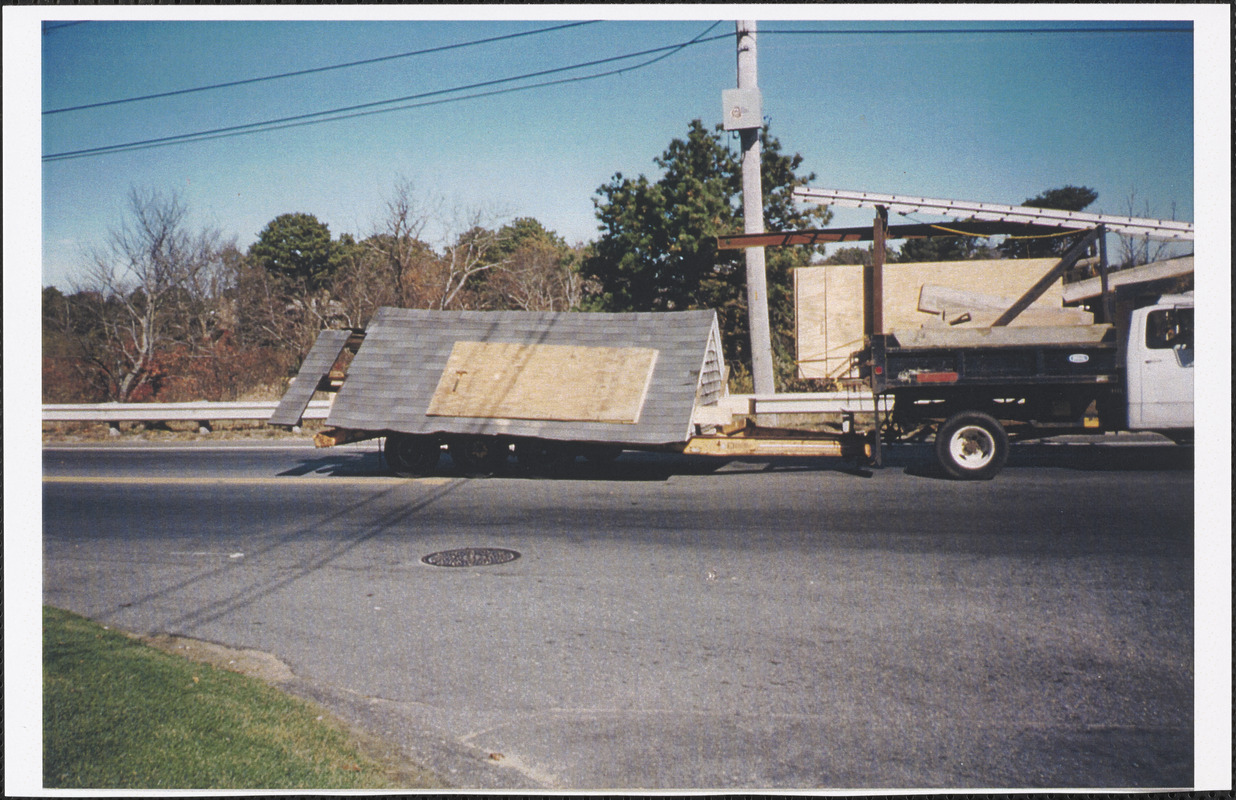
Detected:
[43,606,441,790]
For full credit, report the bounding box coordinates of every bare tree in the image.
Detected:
[364,178,437,307]
[362,181,511,311]
[74,188,228,401]
[227,256,334,359]
[433,211,508,310]
[482,240,588,311]
[1115,188,1179,269]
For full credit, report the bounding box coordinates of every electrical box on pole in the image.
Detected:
[722,88,763,131]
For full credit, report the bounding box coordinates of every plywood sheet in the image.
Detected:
[794,258,1087,379]
[425,341,659,424]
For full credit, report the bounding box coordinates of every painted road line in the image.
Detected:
[43,475,454,486]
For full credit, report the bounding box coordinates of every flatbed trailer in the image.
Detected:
[268,307,873,478]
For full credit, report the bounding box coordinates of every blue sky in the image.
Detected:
[13,7,1217,290]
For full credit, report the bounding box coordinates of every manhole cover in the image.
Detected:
[422,547,520,567]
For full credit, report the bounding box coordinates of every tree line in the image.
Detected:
[44,119,1123,404]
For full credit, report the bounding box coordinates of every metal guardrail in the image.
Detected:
[44,394,882,434]
[42,399,332,432]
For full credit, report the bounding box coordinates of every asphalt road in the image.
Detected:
[41,440,1196,790]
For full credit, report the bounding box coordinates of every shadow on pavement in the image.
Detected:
[277,448,877,482]
[892,441,1194,481]
[275,441,1192,483]
[276,450,387,477]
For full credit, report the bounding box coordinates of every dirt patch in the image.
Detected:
[141,633,298,684]
[137,633,449,789]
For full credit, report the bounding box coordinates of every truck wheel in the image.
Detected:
[385,433,440,478]
[514,439,571,475]
[935,411,1009,480]
[449,436,509,477]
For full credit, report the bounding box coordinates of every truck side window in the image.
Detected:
[1146,308,1193,351]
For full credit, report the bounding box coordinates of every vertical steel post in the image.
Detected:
[872,206,888,336]
[1097,224,1112,324]
[736,20,775,394]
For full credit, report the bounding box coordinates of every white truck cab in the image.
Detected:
[1126,292,1193,430]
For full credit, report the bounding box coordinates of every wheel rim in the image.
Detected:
[948,425,996,469]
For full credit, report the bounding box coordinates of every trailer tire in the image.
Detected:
[449,436,509,477]
[935,411,1009,480]
[385,433,441,478]
[514,439,571,475]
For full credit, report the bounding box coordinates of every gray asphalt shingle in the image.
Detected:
[307,308,722,446]
[267,329,352,427]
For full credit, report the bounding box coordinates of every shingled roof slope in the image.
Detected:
[268,329,352,427]
[323,308,721,446]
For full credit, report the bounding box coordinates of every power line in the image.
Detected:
[44,21,601,115]
[44,26,729,163]
[46,21,1179,163]
[83,23,726,159]
[98,22,727,157]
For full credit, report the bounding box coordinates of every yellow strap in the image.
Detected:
[928,224,1083,241]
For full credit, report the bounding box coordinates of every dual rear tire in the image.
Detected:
[384,433,510,477]
[384,433,441,478]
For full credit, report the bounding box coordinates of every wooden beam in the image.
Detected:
[313,427,382,448]
[683,435,869,458]
[1061,255,1194,303]
[992,228,1101,327]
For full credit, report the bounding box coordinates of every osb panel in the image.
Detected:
[794,258,1085,379]
[426,341,659,424]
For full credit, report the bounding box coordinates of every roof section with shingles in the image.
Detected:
[268,329,352,427]
[323,308,719,446]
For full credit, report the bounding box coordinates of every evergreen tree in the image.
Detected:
[583,120,829,386]
[249,213,340,290]
[999,186,1099,259]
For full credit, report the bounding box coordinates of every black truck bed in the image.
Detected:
[862,325,1120,394]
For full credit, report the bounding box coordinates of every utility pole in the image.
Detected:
[734,20,775,394]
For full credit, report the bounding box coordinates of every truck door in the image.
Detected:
[1129,306,1193,428]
